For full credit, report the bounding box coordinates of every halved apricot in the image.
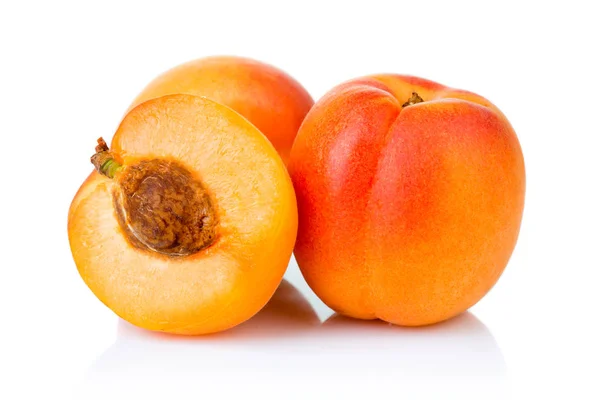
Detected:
[68,94,298,335]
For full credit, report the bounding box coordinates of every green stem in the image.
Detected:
[100,158,122,179]
[90,137,122,179]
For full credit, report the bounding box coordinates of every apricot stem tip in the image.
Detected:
[91,137,122,179]
[402,92,425,108]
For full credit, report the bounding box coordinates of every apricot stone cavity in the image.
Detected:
[92,137,217,256]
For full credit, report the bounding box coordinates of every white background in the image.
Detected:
[1,1,599,399]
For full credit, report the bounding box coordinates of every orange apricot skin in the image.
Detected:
[129,56,314,164]
[288,75,525,326]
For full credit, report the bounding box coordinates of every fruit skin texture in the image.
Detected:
[288,75,525,326]
[68,94,298,335]
[129,56,314,164]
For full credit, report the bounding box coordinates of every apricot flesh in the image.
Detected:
[288,74,525,326]
[68,94,298,335]
[129,56,314,164]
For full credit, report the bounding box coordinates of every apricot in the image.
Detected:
[288,74,525,326]
[129,56,314,164]
[68,94,297,335]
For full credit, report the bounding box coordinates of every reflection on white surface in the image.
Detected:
[79,280,508,400]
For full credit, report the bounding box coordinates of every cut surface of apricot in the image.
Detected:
[68,94,298,335]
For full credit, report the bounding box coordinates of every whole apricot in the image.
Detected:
[288,75,525,326]
[129,56,314,164]
[69,94,297,335]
